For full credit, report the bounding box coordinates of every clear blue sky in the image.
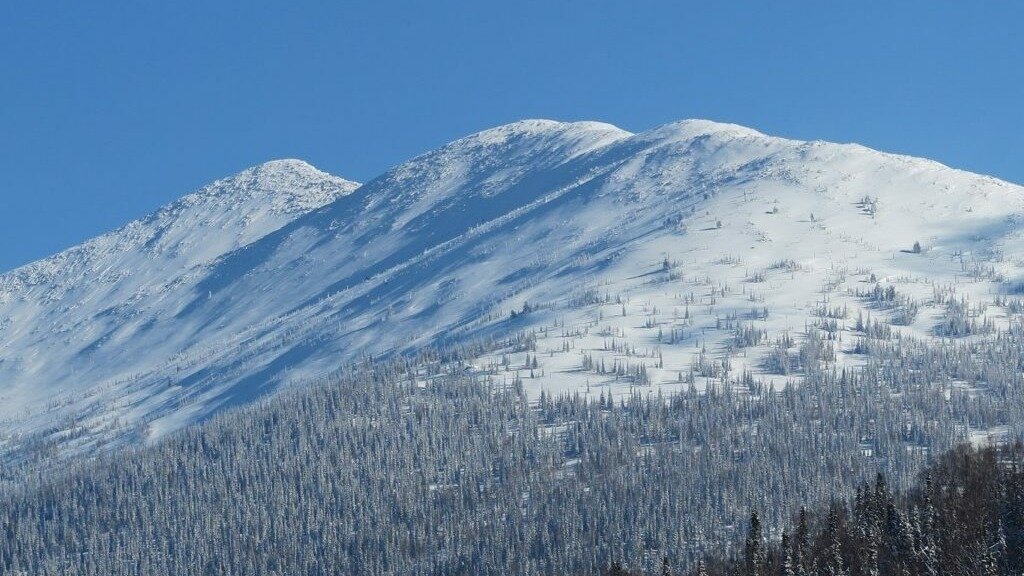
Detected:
[1,2,1022,272]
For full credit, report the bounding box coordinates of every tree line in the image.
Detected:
[4,313,1024,573]
[611,442,1024,576]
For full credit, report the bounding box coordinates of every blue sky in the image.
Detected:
[1,2,1021,271]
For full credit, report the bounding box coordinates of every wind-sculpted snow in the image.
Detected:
[3,118,1024,459]
[0,160,357,446]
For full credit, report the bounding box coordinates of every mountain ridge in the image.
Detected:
[0,158,357,288]
[2,118,1023,459]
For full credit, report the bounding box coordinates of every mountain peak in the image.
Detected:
[247,158,321,179]
[438,119,632,159]
[245,158,339,182]
[207,159,357,211]
[468,118,629,140]
[365,119,631,206]
[639,118,772,143]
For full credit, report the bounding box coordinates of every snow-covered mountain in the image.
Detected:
[3,119,1024,456]
[0,160,358,449]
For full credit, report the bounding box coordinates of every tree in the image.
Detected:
[780,531,796,576]
[823,507,848,576]
[745,511,765,575]
[660,556,672,576]
[606,560,629,576]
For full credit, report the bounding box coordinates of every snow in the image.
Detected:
[0,159,357,444]
[2,118,1023,458]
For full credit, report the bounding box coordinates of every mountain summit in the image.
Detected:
[2,119,1022,458]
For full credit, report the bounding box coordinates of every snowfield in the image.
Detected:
[2,118,1023,457]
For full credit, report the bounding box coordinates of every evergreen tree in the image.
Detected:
[745,511,765,575]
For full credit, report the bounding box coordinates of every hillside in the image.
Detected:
[2,119,1023,457]
[0,160,358,452]
[680,443,1024,576]
[3,342,1024,575]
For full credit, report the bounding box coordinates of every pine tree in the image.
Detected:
[781,531,796,576]
[794,506,810,573]
[919,473,940,576]
[981,521,1006,576]
[823,507,848,576]
[745,511,765,575]
[607,559,628,576]
[660,555,672,576]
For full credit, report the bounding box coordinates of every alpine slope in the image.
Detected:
[2,118,1023,457]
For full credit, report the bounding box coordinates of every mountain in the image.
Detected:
[2,119,1023,457]
[0,160,358,451]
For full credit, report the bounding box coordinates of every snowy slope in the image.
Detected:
[0,160,358,448]
[3,119,1024,457]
